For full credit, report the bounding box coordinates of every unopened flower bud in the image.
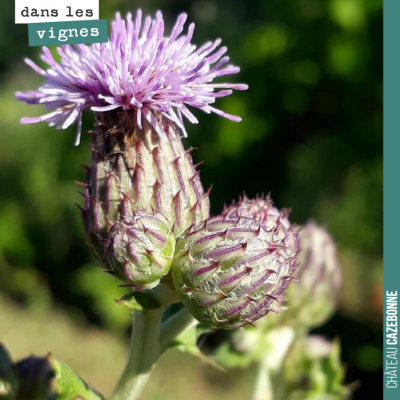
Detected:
[80,110,210,272]
[172,205,298,329]
[104,212,175,287]
[284,221,342,328]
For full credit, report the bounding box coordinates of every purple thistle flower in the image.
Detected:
[16,10,248,145]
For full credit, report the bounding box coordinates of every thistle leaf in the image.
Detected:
[51,358,103,400]
[170,325,225,371]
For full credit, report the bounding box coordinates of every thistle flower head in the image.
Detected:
[104,211,175,288]
[171,201,298,329]
[284,221,342,328]
[16,9,248,145]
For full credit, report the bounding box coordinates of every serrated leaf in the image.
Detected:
[51,358,103,400]
[115,292,144,310]
[116,283,179,311]
[318,339,346,395]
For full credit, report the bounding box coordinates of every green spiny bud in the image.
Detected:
[284,221,342,328]
[172,203,298,329]
[104,211,175,287]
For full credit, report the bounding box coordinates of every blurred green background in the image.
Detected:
[0,0,382,399]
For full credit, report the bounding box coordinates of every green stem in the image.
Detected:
[160,307,195,351]
[108,306,195,400]
[109,308,164,400]
[251,327,295,400]
[252,354,274,400]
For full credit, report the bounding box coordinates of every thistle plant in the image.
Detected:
[4,8,349,400]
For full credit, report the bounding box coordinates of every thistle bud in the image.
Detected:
[82,110,210,271]
[104,212,175,287]
[284,221,342,328]
[172,205,298,329]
